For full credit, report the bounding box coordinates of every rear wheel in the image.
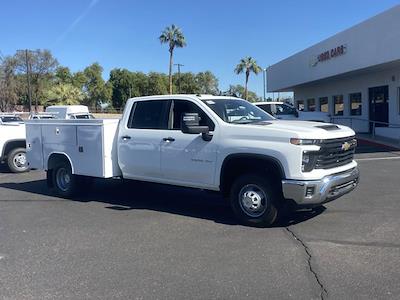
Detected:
[51,162,79,198]
[7,147,29,173]
[230,174,280,227]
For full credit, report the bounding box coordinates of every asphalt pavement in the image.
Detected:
[0,143,400,299]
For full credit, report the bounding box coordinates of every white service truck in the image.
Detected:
[255,101,331,123]
[0,106,93,173]
[0,114,28,173]
[26,95,359,227]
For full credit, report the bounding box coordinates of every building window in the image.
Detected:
[333,95,344,116]
[296,100,304,111]
[307,98,316,111]
[319,97,328,113]
[350,93,362,116]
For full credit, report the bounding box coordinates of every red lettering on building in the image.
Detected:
[317,45,346,63]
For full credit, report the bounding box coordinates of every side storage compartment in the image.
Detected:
[26,119,120,179]
[26,123,44,170]
[75,124,104,177]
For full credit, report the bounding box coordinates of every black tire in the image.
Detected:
[230,174,280,227]
[7,147,29,173]
[51,161,79,198]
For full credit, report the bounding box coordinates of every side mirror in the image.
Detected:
[181,113,209,134]
[181,113,213,141]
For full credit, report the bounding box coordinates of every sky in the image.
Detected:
[1,0,399,98]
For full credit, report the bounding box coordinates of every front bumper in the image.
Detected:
[281,167,359,206]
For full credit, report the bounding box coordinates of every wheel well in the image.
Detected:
[2,140,26,157]
[220,155,284,197]
[47,153,72,171]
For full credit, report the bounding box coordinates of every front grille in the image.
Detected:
[315,136,356,169]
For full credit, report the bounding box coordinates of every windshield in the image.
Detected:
[275,103,297,115]
[71,114,95,119]
[0,116,23,123]
[202,99,274,124]
[257,103,297,115]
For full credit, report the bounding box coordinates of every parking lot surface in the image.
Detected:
[1,143,400,299]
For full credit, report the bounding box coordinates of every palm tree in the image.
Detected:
[159,24,186,94]
[234,57,262,100]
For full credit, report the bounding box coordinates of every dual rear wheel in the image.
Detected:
[48,161,91,198]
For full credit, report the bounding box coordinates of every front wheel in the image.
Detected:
[230,174,280,227]
[7,147,29,173]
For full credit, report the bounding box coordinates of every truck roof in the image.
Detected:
[126,94,243,103]
[254,101,286,105]
[46,105,89,114]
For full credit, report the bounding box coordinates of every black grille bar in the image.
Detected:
[315,136,356,169]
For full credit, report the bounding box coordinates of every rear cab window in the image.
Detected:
[128,100,169,129]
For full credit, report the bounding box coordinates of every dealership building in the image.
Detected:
[267,5,400,140]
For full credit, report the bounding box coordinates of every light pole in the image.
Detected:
[262,68,266,101]
[174,63,184,93]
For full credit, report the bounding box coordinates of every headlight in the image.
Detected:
[290,138,322,145]
[302,151,317,172]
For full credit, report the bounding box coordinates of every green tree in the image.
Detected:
[72,71,87,89]
[173,72,200,94]
[227,84,261,103]
[0,56,18,111]
[109,68,134,108]
[14,49,59,109]
[82,63,111,107]
[159,24,186,94]
[130,72,148,97]
[195,71,219,94]
[147,72,169,96]
[234,57,262,100]
[45,83,84,105]
[55,66,72,84]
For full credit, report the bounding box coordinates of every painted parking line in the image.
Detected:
[356,156,400,162]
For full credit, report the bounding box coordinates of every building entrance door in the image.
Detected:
[369,85,389,133]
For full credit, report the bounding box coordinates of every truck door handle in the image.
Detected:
[121,135,131,140]
[163,137,175,142]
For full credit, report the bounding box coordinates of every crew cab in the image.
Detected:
[26,95,359,227]
[0,113,28,173]
[255,101,330,123]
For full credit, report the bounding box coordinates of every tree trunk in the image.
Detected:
[244,71,249,100]
[169,49,173,94]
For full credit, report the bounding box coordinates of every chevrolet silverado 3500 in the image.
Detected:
[26,95,359,227]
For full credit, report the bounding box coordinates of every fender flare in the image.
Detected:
[1,139,26,158]
[47,152,75,174]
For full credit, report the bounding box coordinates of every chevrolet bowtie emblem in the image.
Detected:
[341,142,351,151]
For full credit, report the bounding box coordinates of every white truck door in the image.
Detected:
[118,99,170,180]
[160,99,218,187]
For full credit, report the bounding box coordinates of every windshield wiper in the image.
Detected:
[231,119,263,124]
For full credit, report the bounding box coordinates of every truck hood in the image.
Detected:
[231,120,355,140]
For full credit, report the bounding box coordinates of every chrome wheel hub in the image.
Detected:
[239,184,267,217]
[13,152,27,170]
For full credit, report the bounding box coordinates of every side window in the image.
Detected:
[171,100,215,131]
[128,100,169,129]
[296,100,305,111]
[258,104,274,114]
